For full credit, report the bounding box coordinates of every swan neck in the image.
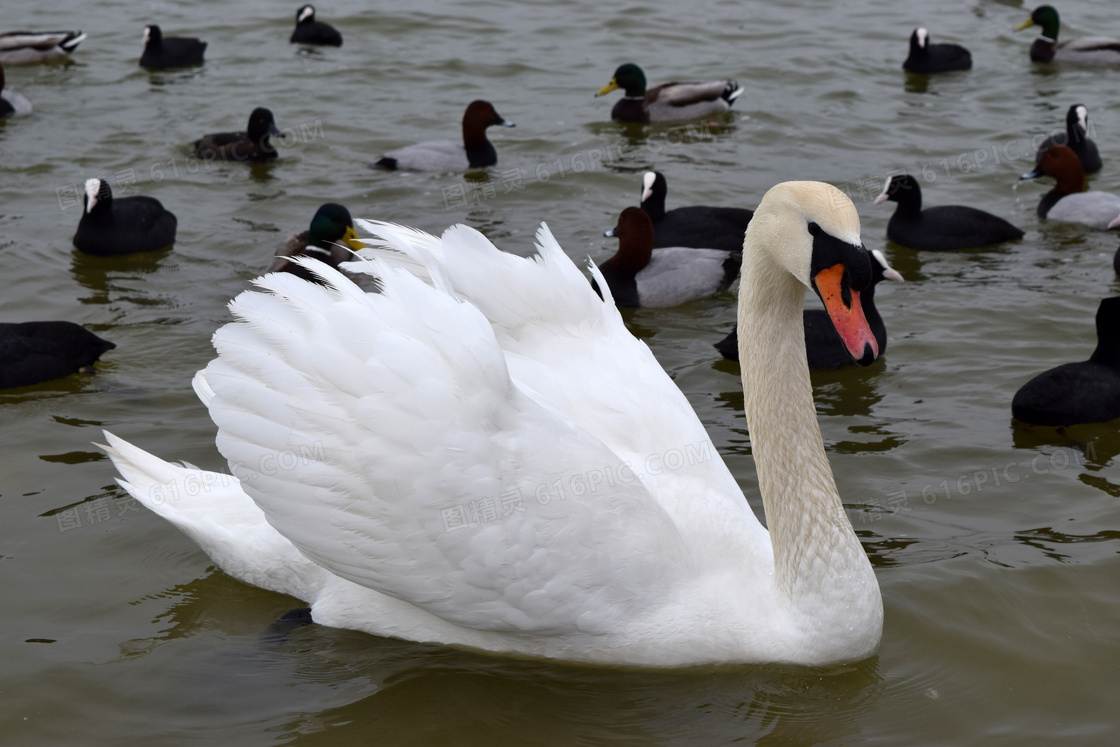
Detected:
[737,250,869,601]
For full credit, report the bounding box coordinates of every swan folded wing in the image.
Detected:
[349,222,755,527]
[655,81,730,106]
[203,261,688,635]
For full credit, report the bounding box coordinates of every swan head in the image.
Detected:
[747,181,879,365]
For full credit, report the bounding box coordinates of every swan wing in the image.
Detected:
[348,222,754,523]
[203,259,690,635]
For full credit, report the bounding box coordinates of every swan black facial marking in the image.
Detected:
[807,222,872,298]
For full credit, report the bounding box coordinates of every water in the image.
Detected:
[3,0,1120,743]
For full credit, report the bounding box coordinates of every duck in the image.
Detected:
[0,63,32,117]
[1015,5,1120,64]
[267,203,365,284]
[902,28,972,73]
[139,25,206,69]
[595,207,739,308]
[595,63,743,123]
[101,181,884,668]
[290,5,342,46]
[0,29,85,64]
[1012,297,1120,426]
[72,178,177,256]
[1034,104,1101,175]
[1021,146,1120,230]
[716,249,903,368]
[373,100,514,171]
[194,108,281,162]
[874,173,1024,250]
[1,322,114,389]
[611,171,753,253]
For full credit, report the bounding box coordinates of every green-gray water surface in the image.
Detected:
[3,0,1120,744]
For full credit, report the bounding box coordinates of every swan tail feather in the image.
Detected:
[98,431,324,601]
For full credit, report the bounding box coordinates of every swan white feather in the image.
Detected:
[102,181,882,667]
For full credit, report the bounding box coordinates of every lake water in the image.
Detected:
[3,0,1120,743]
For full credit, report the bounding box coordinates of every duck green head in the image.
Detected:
[308,203,363,250]
[596,63,647,97]
[1016,5,1060,39]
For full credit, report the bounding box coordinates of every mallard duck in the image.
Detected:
[0,29,85,64]
[268,203,364,283]
[102,182,884,667]
[1015,5,1120,64]
[595,63,743,123]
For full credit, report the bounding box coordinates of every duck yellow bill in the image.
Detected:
[342,225,365,251]
[1014,18,1034,31]
[814,263,879,364]
[596,79,620,97]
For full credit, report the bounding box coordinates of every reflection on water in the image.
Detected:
[115,573,889,745]
[70,250,172,307]
[811,364,885,417]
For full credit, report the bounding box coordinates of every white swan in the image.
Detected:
[101,181,883,668]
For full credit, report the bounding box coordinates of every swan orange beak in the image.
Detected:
[813,263,879,365]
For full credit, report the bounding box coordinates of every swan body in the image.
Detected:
[102,182,882,667]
